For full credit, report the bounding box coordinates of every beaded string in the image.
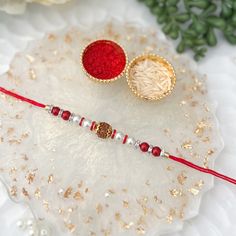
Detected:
[0,86,235,185]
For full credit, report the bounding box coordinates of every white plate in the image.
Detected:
[0,0,236,236]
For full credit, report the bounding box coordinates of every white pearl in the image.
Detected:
[26,219,34,228]
[115,132,124,141]
[16,219,26,229]
[126,137,136,146]
[40,229,49,236]
[28,229,36,236]
[72,115,81,123]
[82,119,91,128]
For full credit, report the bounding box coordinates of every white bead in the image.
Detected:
[82,119,92,128]
[28,229,36,236]
[134,140,141,148]
[40,229,49,236]
[26,219,34,228]
[16,219,26,229]
[72,115,81,123]
[148,145,153,154]
[126,137,136,146]
[114,132,124,141]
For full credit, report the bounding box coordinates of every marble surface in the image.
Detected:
[0,0,236,235]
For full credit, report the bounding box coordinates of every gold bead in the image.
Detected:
[95,122,112,139]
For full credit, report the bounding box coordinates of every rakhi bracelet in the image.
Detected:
[1,86,236,185]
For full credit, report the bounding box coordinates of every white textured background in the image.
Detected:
[0,0,236,235]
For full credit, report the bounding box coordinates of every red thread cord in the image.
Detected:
[0,86,236,185]
[0,86,46,108]
[169,155,236,185]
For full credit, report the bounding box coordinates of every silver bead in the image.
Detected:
[69,113,74,122]
[134,140,141,149]
[160,149,169,158]
[126,137,136,146]
[45,105,53,114]
[82,119,92,128]
[114,132,124,141]
[148,145,153,154]
[58,109,63,116]
[72,115,81,123]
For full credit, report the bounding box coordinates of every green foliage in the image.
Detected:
[138,0,236,61]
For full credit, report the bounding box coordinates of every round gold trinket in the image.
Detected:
[126,54,176,101]
[95,122,113,139]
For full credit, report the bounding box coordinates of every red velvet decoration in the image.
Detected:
[82,40,126,80]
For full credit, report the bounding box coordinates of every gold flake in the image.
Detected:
[84,216,93,224]
[154,195,162,204]
[22,188,30,198]
[195,180,204,188]
[64,187,73,198]
[207,149,214,155]
[136,226,145,235]
[115,212,121,221]
[194,120,208,136]
[8,139,21,145]
[170,189,182,197]
[21,154,29,161]
[123,221,134,229]
[26,172,35,184]
[108,189,115,194]
[73,190,84,201]
[177,172,187,185]
[34,188,41,199]
[96,204,103,214]
[65,223,76,233]
[21,132,29,139]
[48,34,56,41]
[7,127,14,135]
[10,186,17,197]
[68,207,74,213]
[137,216,146,226]
[43,200,49,211]
[166,208,176,223]
[26,54,35,63]
[78,180,83,188]
[188,188,199,196]
[123,200,129,208]
[48,174,54,183]
[167,166,174,171]
[29,68,37,80]
[65,34,72,44]
[181,140,192,149]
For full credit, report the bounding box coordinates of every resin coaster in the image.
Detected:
[0,21,223,236]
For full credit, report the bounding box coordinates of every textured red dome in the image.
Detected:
[82,40,126,81]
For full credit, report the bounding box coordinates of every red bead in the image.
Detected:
[61,110,71,120]
[152,146,161,157]
[51,106,60,116]
[123,135,128,144]
[139,142,149,152]
[82,40,126,81]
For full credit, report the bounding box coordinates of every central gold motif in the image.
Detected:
[95,122,113,139]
